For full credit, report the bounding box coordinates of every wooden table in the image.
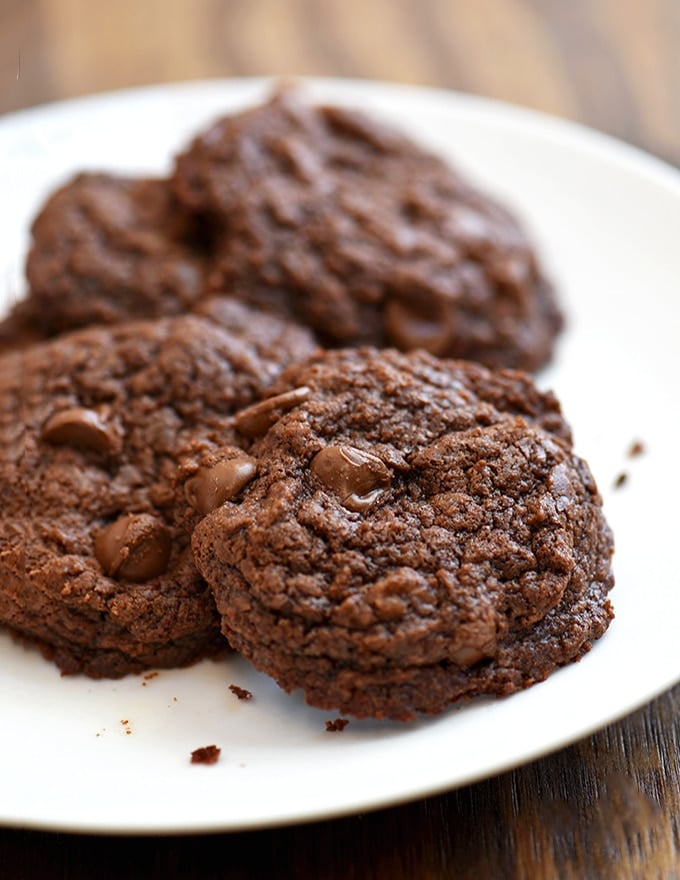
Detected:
[1,2,679,876]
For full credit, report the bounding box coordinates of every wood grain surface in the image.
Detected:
[3,685,680,879]
[3,0,680,164]
[1,1,679,877]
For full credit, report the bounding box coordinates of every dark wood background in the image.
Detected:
[1,1,679,877]
[3,0,680,166]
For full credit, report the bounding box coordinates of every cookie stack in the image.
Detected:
[0,91,613,720]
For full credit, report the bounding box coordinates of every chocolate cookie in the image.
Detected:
[191,348,614,720]
[0,305,316,677]
[173,91,562,371]
[13,173,207,339]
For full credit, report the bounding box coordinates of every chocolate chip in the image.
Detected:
[185,455,257,513]
[450,639,495,667]
[450,646,485,666]
[311,445,392,511]
[94,513,172,581]
[42,407,121,455]
[234,386,312,438]
[384,299,451,356]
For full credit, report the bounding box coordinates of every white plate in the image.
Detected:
[1,78,678,835]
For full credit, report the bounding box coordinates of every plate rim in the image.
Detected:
[1,75,679,835]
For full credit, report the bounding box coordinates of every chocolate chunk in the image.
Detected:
[311,445,392,511]
[94,513,172,582]
[450,644,494,667]
[185,456,257,514]
[42,407,121,455]
[234,387,311,438]
[384,299,452,356]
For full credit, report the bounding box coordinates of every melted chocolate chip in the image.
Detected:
[311,445,392,511]
[384,299,451,356]
[450,637,496,667]
[185,456,257,514]
[450,646,485,666]
[41,407,121,455]
[234,386,311,438]
[94,513,172,581]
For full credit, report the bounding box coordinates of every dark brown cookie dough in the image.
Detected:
[173,91,562,371]
[0,299,47,352]
[0,305,316,677]
[193,296,320,375]
[14,173,208,339]
[191,348,614,720]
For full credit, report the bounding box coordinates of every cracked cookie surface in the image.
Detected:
[192,348,614,720]
[174,92,562,371]
[0,303,316,677]
[3,174,207,345]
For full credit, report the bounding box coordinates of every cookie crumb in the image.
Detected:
[325,718,350,732]
[628,440,645,458]
[144,671,159,680]
[613,472,628,489]
[191,744,221,765]
[229,684,253,701]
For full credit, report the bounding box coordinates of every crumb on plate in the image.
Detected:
[628,440,646,457]
[191,744,221,765]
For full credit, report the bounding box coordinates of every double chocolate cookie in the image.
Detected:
[191,348,614,720]
[174,91,562,371]
[4,173,207,343]
[0,304,316,677]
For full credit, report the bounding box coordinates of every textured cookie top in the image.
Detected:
[193,296,319,369]
[22,173,207,335]
[0,305,316,676]
[2,305,315,484]
[191,349,613,717]
[173,92,562,370]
